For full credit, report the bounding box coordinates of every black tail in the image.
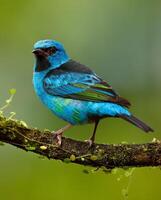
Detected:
[121,115,154,133]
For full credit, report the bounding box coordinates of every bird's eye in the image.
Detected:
[43,47,57,55]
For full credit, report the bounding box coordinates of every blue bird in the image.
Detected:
[32,39,153,145]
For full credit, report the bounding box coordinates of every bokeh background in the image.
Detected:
[0,0,161,199]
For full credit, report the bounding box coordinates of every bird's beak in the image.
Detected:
[32,49,47,56]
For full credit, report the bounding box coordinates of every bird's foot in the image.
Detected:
[51,130,63,146]
[84,139,94,147]
[51,124,72,146]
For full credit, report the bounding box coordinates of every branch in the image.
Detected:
[0,115,160,169]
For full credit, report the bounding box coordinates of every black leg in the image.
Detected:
[90,120,99,143]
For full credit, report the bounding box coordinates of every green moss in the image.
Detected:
[40,145,47,150]
[9,133,16,140]
[90,155,98,161]
[19,120,28,128]
[70,154,76,161]
[143,147,148,152]
[25,145,36,151]
[24,139,28,143]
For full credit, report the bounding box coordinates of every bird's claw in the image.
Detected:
[52,131,63,146]
[84,139,94,147]
[51,124,72,146]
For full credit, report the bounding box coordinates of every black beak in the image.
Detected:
[32,49,47,56]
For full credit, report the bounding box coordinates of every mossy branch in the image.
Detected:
[0,115,160,169]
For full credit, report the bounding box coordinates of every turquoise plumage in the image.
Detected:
[32,39,153,145]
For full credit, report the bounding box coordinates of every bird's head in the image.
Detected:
[32,40,70,72]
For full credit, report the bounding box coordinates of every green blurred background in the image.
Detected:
[0,0,161,199]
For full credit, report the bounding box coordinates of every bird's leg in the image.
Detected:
[52,124,72,146]
[85,120,99,146]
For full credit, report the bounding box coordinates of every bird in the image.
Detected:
[32,39,153,146]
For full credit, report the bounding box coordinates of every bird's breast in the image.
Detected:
[33,71,48,101]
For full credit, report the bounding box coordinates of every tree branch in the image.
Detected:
[0,115,160,169]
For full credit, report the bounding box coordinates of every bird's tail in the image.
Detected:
[121,115,154,133]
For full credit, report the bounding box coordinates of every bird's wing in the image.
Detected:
[43,63,131,108]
